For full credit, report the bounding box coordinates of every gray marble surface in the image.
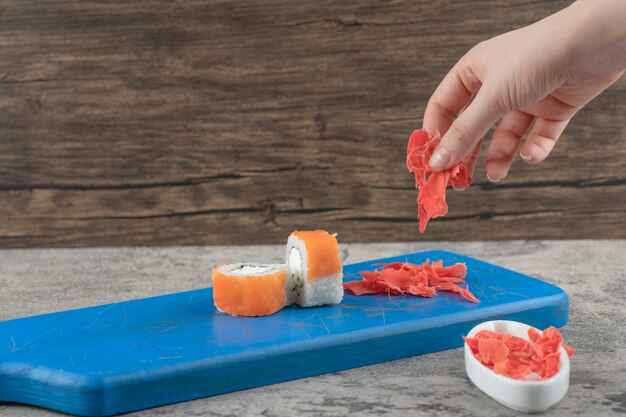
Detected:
[0,240,624,416]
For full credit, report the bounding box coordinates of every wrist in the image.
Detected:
[562,0,626,73]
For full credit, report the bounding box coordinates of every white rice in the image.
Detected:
[286,235,344,307]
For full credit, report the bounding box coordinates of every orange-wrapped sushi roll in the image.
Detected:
[212,263,290,316]
[286,230,344,307]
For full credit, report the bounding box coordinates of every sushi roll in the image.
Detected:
[212,263,291,316]
[286,230,344,307]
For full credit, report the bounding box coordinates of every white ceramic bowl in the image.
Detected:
[464,320,570,413]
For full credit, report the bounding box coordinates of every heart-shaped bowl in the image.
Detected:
[464,320,570,413]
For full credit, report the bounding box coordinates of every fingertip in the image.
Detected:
[486,171,502,183]
[485,161,508,183]
[519,144,545,164]
[519,151,533,163]
[428,146,453,171]
[431,114,482,172]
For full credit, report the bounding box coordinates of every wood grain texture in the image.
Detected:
[0,0,624,248]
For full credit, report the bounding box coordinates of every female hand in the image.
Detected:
[424,0,626,182]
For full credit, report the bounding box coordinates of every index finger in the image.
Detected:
[423,61,482,135]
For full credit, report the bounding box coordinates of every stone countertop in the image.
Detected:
[0,240,624,417]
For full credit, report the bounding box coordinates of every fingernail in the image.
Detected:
[487,172,501,183]
[452,185,465,191]
[429,147,452,171]
[520,152,533,162]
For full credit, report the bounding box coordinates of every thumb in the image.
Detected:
[429,86,506,171]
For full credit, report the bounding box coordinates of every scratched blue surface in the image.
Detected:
[0,250,568,416]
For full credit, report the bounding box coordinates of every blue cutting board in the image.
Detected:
[0,250,568,416]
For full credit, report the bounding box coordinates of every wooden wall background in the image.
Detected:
[0,0,624,248]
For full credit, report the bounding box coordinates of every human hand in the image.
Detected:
[424,0,626,182]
